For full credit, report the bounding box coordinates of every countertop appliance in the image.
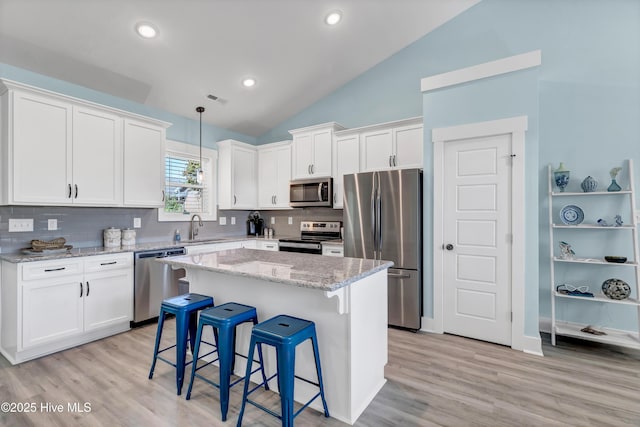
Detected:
[343,168,423,330]
[279,221,341,254]
[133,247,187,325]
[289,177,333,208]
[247,211,265,236]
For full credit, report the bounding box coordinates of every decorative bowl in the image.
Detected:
[602,278,631,300]
[604,256,627,263]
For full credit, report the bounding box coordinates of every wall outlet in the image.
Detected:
[231,217,236,225]
[48,219,58,230]
[288,216,293,225]
[133,218,142,228]
[271,217,275,224]
[9,218,34,232]
[220,216,227,225]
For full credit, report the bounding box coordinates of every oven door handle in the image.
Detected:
[279,241,322,250]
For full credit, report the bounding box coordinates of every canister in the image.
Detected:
[122,228,136,246]
[104,227,121,248]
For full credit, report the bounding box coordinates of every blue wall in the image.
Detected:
[260,0,640,336]
[0,63,255,148]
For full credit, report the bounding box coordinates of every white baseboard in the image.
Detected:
[420,316,442,334]
[521,334,544,356]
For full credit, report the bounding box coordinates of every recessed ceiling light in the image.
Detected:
[325,10,342,26]
[242,78,256,88]
[135,22,158,39]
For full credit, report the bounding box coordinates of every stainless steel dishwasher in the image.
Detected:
[133,247,187,325]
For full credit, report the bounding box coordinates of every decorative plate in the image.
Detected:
[602,278,631,300]
[559,205,584,225]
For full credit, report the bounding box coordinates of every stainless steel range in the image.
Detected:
[279,221,341,254]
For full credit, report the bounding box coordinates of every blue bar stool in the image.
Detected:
[148,293,214,395]
[236,314,330,427]
[185,302,269,421]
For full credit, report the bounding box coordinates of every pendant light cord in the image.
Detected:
[196,106,205,170]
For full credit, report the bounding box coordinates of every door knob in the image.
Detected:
[445,244,454,251]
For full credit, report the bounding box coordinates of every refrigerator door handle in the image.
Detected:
[371,174,377,258]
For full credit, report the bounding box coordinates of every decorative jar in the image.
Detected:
[580,176,598,192]
[103,227,121,248]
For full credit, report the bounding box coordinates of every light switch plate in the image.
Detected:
[288,217,293,225]
[48,219,58,230]
[220,217,227,225]
[271,217,275,224]
[231,217,236,225]
[133,218,142,228]
[9,218,34,232]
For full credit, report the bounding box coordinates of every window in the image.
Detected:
[158,140,217,222]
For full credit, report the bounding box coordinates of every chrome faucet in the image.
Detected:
[190,214,203,240]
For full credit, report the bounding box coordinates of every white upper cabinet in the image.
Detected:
[258,140,292,209]
[218,139,257,210]
[5,89,73,205]
[0,80,170,207]
[290,122,345,180]
[332,133,360,209]
[123,119,166,207]
[73,106,122,206]
[360,117,423,172]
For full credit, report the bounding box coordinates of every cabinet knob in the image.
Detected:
[445,243,454,251]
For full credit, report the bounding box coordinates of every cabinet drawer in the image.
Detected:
[84,253,132,273]
[21,259,83,281]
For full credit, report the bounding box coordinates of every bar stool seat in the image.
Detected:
[237,314,329,427]
[148,293,214,395]
[185,302,269,421]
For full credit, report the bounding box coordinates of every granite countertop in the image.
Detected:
[159,248,393,292]
[0,236,282,263]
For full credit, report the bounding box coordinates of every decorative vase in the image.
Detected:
[553,163,570,192]
[581,176,598,192]
[607,179,622,192]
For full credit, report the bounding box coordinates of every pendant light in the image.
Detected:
[196,106,205,184]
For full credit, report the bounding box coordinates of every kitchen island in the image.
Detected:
[158,248,392,425]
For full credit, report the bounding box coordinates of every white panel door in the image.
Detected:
[443,134,512,346]
[72,107,122,206]
[11,91,72,204]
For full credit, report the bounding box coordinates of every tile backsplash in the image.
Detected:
[0,206,343,254]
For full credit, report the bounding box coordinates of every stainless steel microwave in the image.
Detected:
[289,178,333,208]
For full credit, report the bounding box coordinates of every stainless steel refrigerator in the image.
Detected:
[343,168,422,330]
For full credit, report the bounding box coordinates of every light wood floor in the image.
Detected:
[1,323,639,426]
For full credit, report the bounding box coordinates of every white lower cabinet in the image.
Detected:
[0,253,133,364]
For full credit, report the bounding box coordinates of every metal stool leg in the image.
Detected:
[185,319,205,400]
[148,309,166,379]
[175,310,190,395]
[218,325,235,421]
[276,345,296,427]
[236,335,258,427]
[311,334,330,417]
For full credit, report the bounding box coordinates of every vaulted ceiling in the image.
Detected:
[0,0,478,136]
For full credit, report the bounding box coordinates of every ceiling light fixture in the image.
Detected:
[196,106,205,184]
[242,78,256,88]
[135,22,158,39]
[325,10,342,26]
